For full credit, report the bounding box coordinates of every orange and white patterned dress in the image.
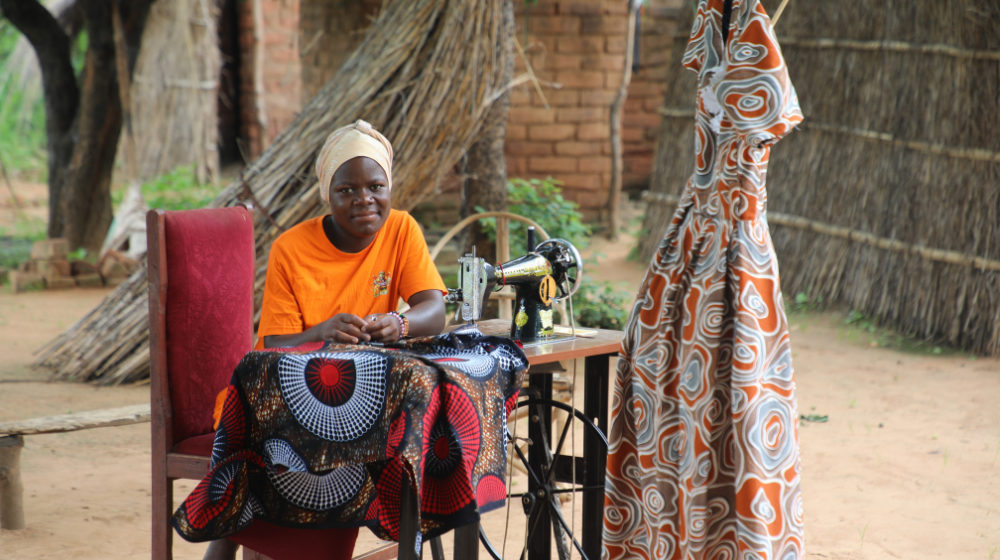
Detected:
[603,0,804,558]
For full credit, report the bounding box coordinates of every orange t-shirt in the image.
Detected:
[254,209,446,349]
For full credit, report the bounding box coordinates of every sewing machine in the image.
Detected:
[445,227,583,345]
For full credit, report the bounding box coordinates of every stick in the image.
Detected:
[771,0,792,26]
[606,2,641,241]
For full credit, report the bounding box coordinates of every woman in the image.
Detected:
[205,120,447,560]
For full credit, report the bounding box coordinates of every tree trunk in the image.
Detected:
[460,0,514,264]
[1,0,153,253]
[0,0,79,240]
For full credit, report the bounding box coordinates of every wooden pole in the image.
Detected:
[606,2,640,240]
[0,435,25,530]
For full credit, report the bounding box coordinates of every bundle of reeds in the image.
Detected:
[640,0,1000,355]
[34,0,512,384]
[123,0,221,184]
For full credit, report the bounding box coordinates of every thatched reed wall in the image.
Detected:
[641,0,1000,355]
[125,0,221,184]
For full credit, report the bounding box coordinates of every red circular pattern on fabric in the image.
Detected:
[420,382,480,515]
[304,357,357,407]
[475,474,507,510]
[319,364,342,387]
[434,436,450,460]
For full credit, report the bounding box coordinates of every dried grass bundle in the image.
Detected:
[640,0,1000,355]
[34,0,512,384]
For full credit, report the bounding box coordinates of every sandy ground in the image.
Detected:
[1,188,999,559]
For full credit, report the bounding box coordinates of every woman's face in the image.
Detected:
[329,156,391,239]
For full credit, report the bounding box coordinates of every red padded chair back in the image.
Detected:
[163,206,255,443]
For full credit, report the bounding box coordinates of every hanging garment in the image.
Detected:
[172,328,526,546]
[603,0,804,558]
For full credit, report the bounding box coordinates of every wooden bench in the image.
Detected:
[0,404,151,530]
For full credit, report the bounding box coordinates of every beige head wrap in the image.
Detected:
[315,120,394,203]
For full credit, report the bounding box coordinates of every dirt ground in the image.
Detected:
[1,188,999,559]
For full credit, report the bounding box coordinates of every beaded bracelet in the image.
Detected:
[388,311,409,338]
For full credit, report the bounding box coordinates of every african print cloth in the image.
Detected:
[603,0,804,559]
[171,327,526,545]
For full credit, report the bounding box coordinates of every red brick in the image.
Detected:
[509,107,556,124]
[581,15,627,35]
[534,89,580,107]
[605,71,625,88]
[581,54,626,71]
[557,37,604,54]
[506,124,527,141]
[622,127,645,143]
[643,98,663,111]
[553,173,601,191]
[628,82,665,97]
[579,157,611,173]
[557,107,603,123]
[514,2,556,15]
[510,88,532,105]
[580,90,618,106]
[555,71,605,89]
[560,1,604,16]
[537,54,582,71]
[508,141,555,157]
[624,112,661,129]
[578,122,611,140]
[530,157,578,173]
[606,36,627,54]
[624,97,644,112]
[529,15,581,34]
[506,156,529,175]
[555,141,603,156]
[528,124,576,141]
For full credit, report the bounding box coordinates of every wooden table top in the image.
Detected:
[452,318,624,365]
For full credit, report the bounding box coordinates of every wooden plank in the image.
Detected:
[0,404,151,436]
[166,454,211,480]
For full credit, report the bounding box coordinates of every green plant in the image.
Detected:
[114,165,223,212]
[476,177,592,257]
[567,280,633,331]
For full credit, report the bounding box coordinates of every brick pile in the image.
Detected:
[5,240,139,293]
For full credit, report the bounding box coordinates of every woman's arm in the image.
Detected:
[263,314,371,348]
[363,289,446,342]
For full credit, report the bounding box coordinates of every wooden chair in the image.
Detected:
[148,204,258,560]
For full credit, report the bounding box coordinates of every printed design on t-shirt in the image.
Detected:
[371,271,391,298]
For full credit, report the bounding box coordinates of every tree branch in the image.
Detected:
[0,0,79,138]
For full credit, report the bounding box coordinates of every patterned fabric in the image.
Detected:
[172,328,526,543]
[603,1,804,559]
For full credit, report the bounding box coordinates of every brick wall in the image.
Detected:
[504,0,679,217]
[238,0,303,158]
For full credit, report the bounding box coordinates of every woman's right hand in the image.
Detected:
[316,313,371,344]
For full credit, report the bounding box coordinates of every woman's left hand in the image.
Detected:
[362,313,401,342]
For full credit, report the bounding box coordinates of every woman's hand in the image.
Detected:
[316,313,372,344]
[362,313,401,343]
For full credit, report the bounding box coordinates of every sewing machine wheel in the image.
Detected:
[478,395,608,560]
[533,238,583,301]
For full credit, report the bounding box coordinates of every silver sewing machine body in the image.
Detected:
[444,229,583,343]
